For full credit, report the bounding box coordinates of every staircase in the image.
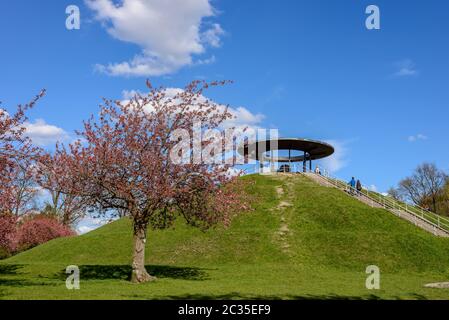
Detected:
[302,172,449,238]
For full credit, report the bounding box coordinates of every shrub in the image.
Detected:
[16,215,75,251]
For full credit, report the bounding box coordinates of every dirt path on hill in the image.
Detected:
[272,175,295,254]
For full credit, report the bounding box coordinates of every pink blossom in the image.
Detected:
[16,215,75,251]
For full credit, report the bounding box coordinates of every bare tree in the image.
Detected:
[397,163,447,212]
[387,187,403,202]
[442,182,449,215]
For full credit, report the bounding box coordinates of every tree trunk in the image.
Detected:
[131,222,156,283]
[432,196,437,213]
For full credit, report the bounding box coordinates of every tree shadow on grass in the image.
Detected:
[152,293,385,300]
[151,293,432,300]
[0,265,29,288]
[0,264,23,276]
[56,265,210,281]
[0,278,48,287]
[151,293,431,300]
[0,264,58,289]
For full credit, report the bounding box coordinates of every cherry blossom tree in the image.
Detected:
[10,166,40,216]
[37,151,87,226]
[0,90,45,215]
[52,81,248,283]
[0,91,45,255]
[0,213,17,255]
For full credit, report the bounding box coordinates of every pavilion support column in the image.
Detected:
[309,158,312,171]
[288,149,291,173]
[303,151,307,172]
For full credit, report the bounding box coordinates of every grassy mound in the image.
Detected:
[1,174,449,299]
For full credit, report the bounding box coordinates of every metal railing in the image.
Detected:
[301,167,449,235]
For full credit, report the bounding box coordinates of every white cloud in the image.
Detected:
[34,185,50,198]
[77,225,95,234]
[86,0,223,77]
[408,134,428,142]
[24,119,69,146]
[195,55,216,66]
[226,106,265,128]
[319,140,349,173]
[76,216,111,235]
[394,59,418,77]
[121,88,265,128]
[122,89,143,100]
[201,23,224,48]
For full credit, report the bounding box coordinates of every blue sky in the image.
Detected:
[1,1,449,231]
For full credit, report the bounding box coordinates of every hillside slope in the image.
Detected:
[1,174,449,299]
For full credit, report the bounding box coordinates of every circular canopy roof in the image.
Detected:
[238,138,334,163]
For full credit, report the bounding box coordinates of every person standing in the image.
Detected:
[356,179,362,195]
[348,177,356,195]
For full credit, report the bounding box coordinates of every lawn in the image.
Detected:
[1,175,449,300]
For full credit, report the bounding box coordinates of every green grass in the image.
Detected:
[1,174,449,300]
[363,188,449,232]
[325,174,449,232]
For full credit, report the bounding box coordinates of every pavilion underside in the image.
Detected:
[238,138,335,173]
